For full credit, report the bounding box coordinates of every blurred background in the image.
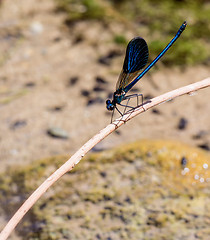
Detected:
[0,0,209,239]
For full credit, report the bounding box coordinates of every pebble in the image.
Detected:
[98,49,122,66]
[81,89,90,97]
[50,105,65,111]
[177,117,188,130]
[47,127,69,139]
[193,130,208,139]
[93,86,106,92]
[197,143,210,151]
[10,120,27,130]
[99,171,107,178]
[180,156,187,167]
[152,109,161,115]
[73,35,84,44]
[25,82,35,88]
[30,22,43,35]
[69,76,79,86]
[87,97,103,106]
[53,36,61,42]
[95,76,108,85]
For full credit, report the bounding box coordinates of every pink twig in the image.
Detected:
[0,77,209,240]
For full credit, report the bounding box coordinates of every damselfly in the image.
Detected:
[106,21,187,120]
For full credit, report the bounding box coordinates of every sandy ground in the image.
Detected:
[0,0,210,174]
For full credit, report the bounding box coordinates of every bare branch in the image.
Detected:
[0,77,209,240]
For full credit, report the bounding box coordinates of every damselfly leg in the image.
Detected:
[110,93,144,123]
[119,93,144,114]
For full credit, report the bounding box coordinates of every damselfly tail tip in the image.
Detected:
[183,21,187,26]
[180,21,187,32]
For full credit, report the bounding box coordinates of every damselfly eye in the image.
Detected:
[106,100,114,111]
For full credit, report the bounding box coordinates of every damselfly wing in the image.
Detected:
[116,37,149,91]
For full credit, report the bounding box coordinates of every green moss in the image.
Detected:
[113,34,127,45]
[149,38,208,66]
[55,0,210,66]
[115,0,210,66]
[56,0,106,22]
[0,89,28,104]
[0,140,209,239]
[81,187,114,203]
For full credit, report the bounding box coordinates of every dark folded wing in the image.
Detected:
[116,37,149,90]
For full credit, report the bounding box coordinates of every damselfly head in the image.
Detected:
[106,99,115,111]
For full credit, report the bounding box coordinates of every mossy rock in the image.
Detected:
[0,140,209,239]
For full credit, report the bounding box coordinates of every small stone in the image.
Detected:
[100,171,107,178]
[87,97,103,106]
[177,117,188,130]
[10,120,27,130]
[193,130,208,139]
[95,76,108,85]
[73,35,84,44]
[181,157,187,167]
[25,82,35,87]
[93,86,105,92]
[197,143,210,151]
[47,127,69,139]
[30,22,43,35]
[152,109,161,114]
[81,89,90,97]
[69,76,79,86]
[98,50,122,66]
[50,105,64,111]
[53,37,61,42]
